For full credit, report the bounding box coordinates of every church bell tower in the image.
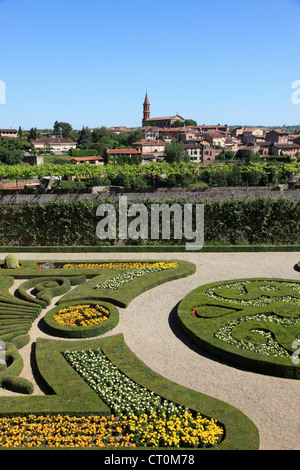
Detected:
[143,92,150,126]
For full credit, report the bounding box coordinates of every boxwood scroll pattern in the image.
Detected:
[0,260,261,449]
[178,278,300,379]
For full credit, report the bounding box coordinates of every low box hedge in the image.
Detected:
[43,300,119,338]
[0,334,260,450]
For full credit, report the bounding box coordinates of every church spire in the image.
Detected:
[143,92,150,126]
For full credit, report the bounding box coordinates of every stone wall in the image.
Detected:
[0,185,300,206]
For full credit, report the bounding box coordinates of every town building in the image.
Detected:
[242,128,265,144]
[31,137,77,153]
[271,143,300,159]
[69,156,104,165]
[141,126,161,140]
[184,143,217,164]
[265,129,290,144]
[0,128,18,138]
[104,148,142,164]
[106,126,138,134]
[142,93,184,128]
[132,139,165,155]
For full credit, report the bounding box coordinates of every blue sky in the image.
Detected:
[0,0,300,130]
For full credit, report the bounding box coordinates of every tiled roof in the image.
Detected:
[133,140,165,145]
[32,137,76,144]
[274,143,300,149]
[70,156,104,161]
[106,148,142,154]
[145,115,184,121]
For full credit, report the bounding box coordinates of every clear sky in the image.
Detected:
[0,0,300,130]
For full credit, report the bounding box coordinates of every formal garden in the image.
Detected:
[177,278,300,379]
[0,255,263,450]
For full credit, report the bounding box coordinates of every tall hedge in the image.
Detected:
[0,197,299,246]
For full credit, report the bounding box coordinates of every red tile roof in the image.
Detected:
[70,156,104,161]
[106,148,142,154]
[32,137,76,144]
[133,140,165,145]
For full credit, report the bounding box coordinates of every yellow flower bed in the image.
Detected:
[61,262,179,270]
[54,304,110,327]
[0,412,224,448]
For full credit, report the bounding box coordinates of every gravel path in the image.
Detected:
[1,251,300,451]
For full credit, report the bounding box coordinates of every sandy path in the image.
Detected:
[1,251,300,450]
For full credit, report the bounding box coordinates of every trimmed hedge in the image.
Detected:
[57,260,195,308]
[0,260,196,308]
[177,278,300,379]
[0,335,259,450]
[43,300,119,338]
[16,277,73,309]
[0,197,299,246]
[1,376,34,395]
[0,342,24,384]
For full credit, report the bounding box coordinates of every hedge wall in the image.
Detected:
[0,197,299,246]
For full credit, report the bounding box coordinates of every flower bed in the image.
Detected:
[0,412,223,448]
[43,301,119,338]
[54,304,110,327]
[177,278,300,379]
[95,262,179,290]
[36,261,178,270]
[62,347,224,448]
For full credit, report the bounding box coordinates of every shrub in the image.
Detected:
[1,375,34,394]
[4,255,19,269]
[11,334,30,350]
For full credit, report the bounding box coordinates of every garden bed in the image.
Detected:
[177,278,300,379]
[0,335,259,450]
[0,258,261,450]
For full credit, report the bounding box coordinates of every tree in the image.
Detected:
[53,121,61,136]
[164,141,190,163]
[0,137,30,151]
[53,121,73,138]
[92,126,110,142]
[28,127,38,141]
[0,148,24,165]
[171,119,197,127]
[77,126,93,145]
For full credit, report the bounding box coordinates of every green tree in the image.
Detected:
[77,126,93,145]
[28,127,38,141]
[92,126,110,142]
[53,121,61,136]
[53,121,73,138]
[164,141,189,163]
[171,119,197,127]
[0,148,24,165]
